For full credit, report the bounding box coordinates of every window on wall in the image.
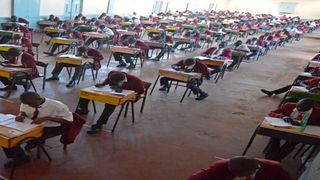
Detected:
[112,0,154,16]
[40,0,65,16]
[152,1,163,14]
[82,0,109,15]
[0,0,12,17]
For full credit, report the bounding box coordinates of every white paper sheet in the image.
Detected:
[0,113,16,125]
[4,119,39,132]
[264,117,293,127]
[92,86,132,96]
[304,125,320,136]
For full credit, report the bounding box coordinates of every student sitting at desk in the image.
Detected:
[44,29,84,56]
[46,46,103,88]
[158,58,210,100]
[10,15,29,25]
[2,92,75,168]
[261,77,320,96]
[0,48,39,91]
[114,37,149,69]
[188,156,293,180]
[149,31,174,61]
[11,23,32,40]
[265,98,320,162]
[48,14,59,22]
[75,71,145,134]
[311,52,320,61]
[85,24,114,48]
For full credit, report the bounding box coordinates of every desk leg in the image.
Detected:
[107,52,113,67]
[131,101,135,123]
[242,124,260,155]
[92,101,97,114]
[180,87,189,103]
[111,104,125,133]
[150,75,160,95]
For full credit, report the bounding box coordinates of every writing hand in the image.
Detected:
[31,117,48,124]
[282,117,293,124]
[15,115,25,122]
[95,83,105,88]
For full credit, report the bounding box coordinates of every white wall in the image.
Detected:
[0,0,12,17]
[82,0,108,15]
[112,0,154,16]
[40,0,65,16]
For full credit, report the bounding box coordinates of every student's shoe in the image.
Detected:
[159,86,168,91]
[43,52,53,56]
[45,76,59,81]
[150,57,160,61]
[195,93,208,100]
[0,85,17,91]
[24,141,44,151]
[116,63,127,67]
[127,64,135,69]
[87,124,102,134]
[75,108,89,115]
[66,80,76,88]
[261,89,274,96]
[44,41,50,45]
[23,83,31,92]
[4,156,30,169]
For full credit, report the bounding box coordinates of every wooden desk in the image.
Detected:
[43,27,65,33]
[83,32,110,39]
[145,28,162,33]
[242,120,320,172]
[287,86,320,102]
[0,44,21,52]
[173,36,195,43]
[107,46,143,67]
[0,30,24,37]
[0,66,34,98]
[37,20,57,27]
[142,21,156,26]
[150,68,202,103]
[56,55,94,66]
[116,30,138,36]
[194,56,232,67]
[159,20,170,24]
[51,37,78,45]
[1,22,26,29]
[78,86,137,132]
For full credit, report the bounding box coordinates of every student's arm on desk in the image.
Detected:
[32,117,71,124]
[15,112,27,122]
[269,106,287,118]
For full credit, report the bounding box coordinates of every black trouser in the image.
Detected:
[0,76,28,87]
[78,98,116,126]
[172,41,194,50]
[160,77,205,95]
[45,32,60,38]
[2,126,64,160]
[51,63,89,81]
[50,43,71,55]
[265,138,298,162]
[85,38,98,47]
[113,52,134,65]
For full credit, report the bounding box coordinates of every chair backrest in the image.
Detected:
[142,81,152,96]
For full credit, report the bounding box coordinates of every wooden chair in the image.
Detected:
[32,42,40,60]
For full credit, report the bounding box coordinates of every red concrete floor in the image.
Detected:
[0,31,320,180]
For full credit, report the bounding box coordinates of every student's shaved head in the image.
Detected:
[20,92,43,107]
[109,72,126,84]
[297,98,315,112]
[228,156,259,177]
[184,58,196,66]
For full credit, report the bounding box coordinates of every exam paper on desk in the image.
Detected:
[264,117,293,128]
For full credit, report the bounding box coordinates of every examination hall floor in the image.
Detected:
[0,31,320,180]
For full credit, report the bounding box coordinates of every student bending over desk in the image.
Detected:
[76,71,145,134]
[261,77,320,96]
[265,98,320,162]
[188,156,293,180]
[0,48,39,91]
[2,92,74,168]
[46,46,103,87]
[44,29,84,56]
[159,58,210,101]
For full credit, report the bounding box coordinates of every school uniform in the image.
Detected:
[21,37,35,56]
[0,52,39,90]
[201,47,217,56]
[85,27,114,48]
[48,30,84,56]
[160,60,209,96]
[265,103,320,161]
[2,98,73,161]
[76,71,145,127]
[49,48,103,83]
[188,158,293,180]
[19,25,31,40]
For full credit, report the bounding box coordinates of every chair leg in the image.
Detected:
[111,104,125,133]
[131,101,135,123]
[140,96,147,113]
[293,144,306,159]
[180,88,189,103]
[92,101,97,114]
[42,66,47,90]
